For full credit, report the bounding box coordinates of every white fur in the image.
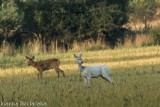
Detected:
[74,53,113,85]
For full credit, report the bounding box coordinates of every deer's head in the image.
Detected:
[73,53,83,64]
[26,56,35,66]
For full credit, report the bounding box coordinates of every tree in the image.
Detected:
[0,0,22,29]
[0,0,130,51]
[129,0,158,31]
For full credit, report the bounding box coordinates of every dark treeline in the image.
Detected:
[0,0,159,52]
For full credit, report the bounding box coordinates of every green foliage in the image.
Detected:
[0,0,22,28]
[0,0,129,50]
[1,0,160,51]
[150,27,160,45]
[129,0,158,26]
[15,0,38,31]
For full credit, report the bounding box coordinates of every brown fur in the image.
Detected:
[26,56,65,78]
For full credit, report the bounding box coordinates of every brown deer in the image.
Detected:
[26,56,65,78]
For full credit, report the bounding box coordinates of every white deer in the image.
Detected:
[73,53,113,85]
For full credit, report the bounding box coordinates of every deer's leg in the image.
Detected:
[58,68,65,77]
[54,68,60,78]
[37,73,40,78]
[36,70,40,78]
[86,76,91,86]
[101,69,113,84]
[54,61,65,78]
[38,69,43,79]
[101,75,112,84]
[84,77,87,85]
[39,72,43,78]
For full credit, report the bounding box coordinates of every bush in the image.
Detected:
[149,27,160,45]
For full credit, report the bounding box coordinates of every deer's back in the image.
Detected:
[35,58,60,70]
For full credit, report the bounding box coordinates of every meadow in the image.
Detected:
[0,46,160,107]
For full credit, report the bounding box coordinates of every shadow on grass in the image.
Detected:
[0,53,160,69]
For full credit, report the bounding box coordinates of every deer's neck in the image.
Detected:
[78,63,85,73]
[32,61,37,67]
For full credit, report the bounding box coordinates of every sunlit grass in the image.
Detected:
[0,46,160,107]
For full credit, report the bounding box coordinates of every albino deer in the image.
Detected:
[26,56,65,78]
[74,53,113,85]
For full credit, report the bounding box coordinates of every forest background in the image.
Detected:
[0,0,160,55]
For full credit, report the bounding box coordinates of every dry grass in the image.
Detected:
[122,34,155,48]
[134,34,154,47]
[72,38,107,52]
[0,32,158,56]
[0,46,160,107]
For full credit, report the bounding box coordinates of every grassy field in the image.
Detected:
[0,46,160,107]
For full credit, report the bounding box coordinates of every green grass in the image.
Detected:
[0,46,160,107]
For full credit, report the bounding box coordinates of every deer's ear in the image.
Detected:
[73,54,77,58]
[79,53,83,57]
[26,56,29,59]
[32,55,35,60]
